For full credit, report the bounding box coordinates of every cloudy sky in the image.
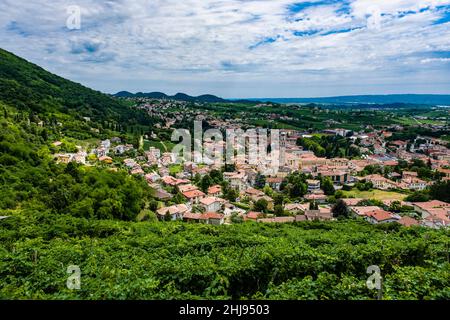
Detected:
[0,0,450,98]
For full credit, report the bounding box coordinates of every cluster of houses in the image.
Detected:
[49,100,450,229]
[341,198,450,228]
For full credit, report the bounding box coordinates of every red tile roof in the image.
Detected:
[366,210,395,222]
[203,212,224,219]
[246,212,263,220]
[182,190,206,199]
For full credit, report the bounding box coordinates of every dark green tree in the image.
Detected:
[332,200,349,219]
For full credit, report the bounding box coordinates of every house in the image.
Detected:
[297,153,328,169]
[73,152,87,165]
[245,187,265,198]
[399,177,428,191]
[157,204,189,221]
[258,217,296,224]
[160,152,176,166]
[124,158,137,168]
[145,173,161,183]
[130,167,145,175]
[55,154,71,164]
[98,156,113,164]
[182,189,206,204]
[316,170,349,185]
[266,177,283,191]
[307,179,321,193]
[421,215,449,229]
[223,171,247,192]
[365,210,399,224]
[183,213,207,223]
[304,193,328,204]
[402,171,418,179]
[245,211,263,221]
[161,176,189,187]
[200,197,225,213]
[412,200,450,221]
[101,139,111,150]
[364,174,397,190]
[203,212,225,225]
[390,140,408,150]
[223,203,246,217]
[342,198,365,206]
[284,203,310,214]
[349,206,383,217]
[178,184,199,193]
[397,216,420,227]
[305,209,333,221]
[249,194,274,210]
[207,185,222,196]
[155,189,173,201]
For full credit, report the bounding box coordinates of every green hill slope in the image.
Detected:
[0,49,127,119]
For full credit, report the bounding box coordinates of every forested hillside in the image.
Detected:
[0,49,126,120]
[0,48,157,216]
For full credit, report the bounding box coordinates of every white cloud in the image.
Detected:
[0,0,449,97]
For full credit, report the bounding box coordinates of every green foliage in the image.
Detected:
[356,181,374,191]
[1,217,449,300]
[405,192,431,203]
[429,181,450,203]
[322,177,335,196]
[281,172,308,199]
[297,135,361,158]
[332,200,350,219]
[254,199,269,213]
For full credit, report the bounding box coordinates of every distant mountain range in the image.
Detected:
[114,91,228,103]
[115,92,450,106]
[249,94,450,106]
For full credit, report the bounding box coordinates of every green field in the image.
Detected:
[144,140,176,152]
[342,189,407,201]
[169,164,183,175]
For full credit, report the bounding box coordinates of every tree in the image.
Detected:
[200,174,214,192]
[173,192,186,204]
[164,212,172,221]
[210,169,223,184]
[225,188,239,202]
[310,201,319,210]
[332,200,349,219]
[430,180,450,203]
[193,173,201,184]
[335,190,344,199]
[405,191,430,202]
[255,173,266,189]
[322,177,335,196]
[254,198,269,213]
[273,193,284,206]
[263,185,273,197]
[389,201,402,213]
[149,200,159,212]
[274,205,285,216]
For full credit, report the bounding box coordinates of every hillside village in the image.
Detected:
[49,98,450,229]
